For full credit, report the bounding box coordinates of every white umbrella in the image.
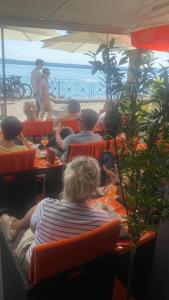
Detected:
[0,26,59,117]
[3,26,58,41]
[42,31,132,52]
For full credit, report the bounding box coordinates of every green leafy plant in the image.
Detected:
[118,51,169,299]
[91,44,169,298]
[87,38,128,100]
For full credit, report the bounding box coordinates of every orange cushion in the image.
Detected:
[22,120,53,136]
[29,219,120,284]
[67,140,106,161]
[0,149,36,174]
[60,118,80,133]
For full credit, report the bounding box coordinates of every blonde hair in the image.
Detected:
[23,101,36,120]
[63,156,100,203]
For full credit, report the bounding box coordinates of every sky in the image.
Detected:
[0,38,169,66]
[0,39,91,65]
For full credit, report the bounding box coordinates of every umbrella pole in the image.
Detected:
[1,26,7,119]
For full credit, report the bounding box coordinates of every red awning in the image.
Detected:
[131,25,169,51]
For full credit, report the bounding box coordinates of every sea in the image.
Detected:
[0,61,107,100]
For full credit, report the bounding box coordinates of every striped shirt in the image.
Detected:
[26,198,113,263]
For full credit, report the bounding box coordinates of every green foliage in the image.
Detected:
[151,62,169,125]
[90,41,169,246]
[87,38,128,100]
[119,51,169,245]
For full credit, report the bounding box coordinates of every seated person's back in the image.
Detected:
[0,157,117,268]
[0,116,31,152]
[55,109,102,160]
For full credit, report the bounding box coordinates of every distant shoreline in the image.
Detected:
[0,59,91,69]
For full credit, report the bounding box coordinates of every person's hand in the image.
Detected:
[55,124,62,135]
[17,132,32,149]
[54,118,61,128]
[17,132,25,142]
[103,165,119,185]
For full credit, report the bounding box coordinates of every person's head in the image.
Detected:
[1,116,23,141]
[42,67,50,79]
[23,101,36,120]
[67,100,81,115]
[77,109,98,130]
[63,156,100,204]
[104,108,121,138]
[35,59,44,69]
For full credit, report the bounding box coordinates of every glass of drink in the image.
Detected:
[41,135,48,150]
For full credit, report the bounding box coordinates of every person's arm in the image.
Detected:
[102,165,123,199]
[55,124,64,149]
[17,132,32,149]
[103,165,120,185]
[55,125,73,151]
[98,167,129,239]
[30,201,44,233]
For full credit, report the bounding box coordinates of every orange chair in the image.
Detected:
[67,140,106,162]
[0,149,36,174]
[60,118,80,133]
[0,149,37,217]
[0,219,120,300]
[22,120,53,137]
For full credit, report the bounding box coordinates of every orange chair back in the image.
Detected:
[67,140,106,162]
[0,149,36,174]
[29,219,120,284]
[108,133,127,156]
[22,120,53,137]
[60,118,80,133]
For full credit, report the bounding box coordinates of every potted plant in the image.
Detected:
[89,44,169,299]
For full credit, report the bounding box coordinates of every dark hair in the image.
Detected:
[1,116,23,141]
[35,59,44,65]
[60,127,73,139]
[68,100,81,114]
[81,109,98,130]
[104,108,121,138]
[42,68,50,74]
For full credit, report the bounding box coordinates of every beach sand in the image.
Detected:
[6,98,105,120]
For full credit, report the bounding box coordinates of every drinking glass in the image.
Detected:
[41,135,48,150]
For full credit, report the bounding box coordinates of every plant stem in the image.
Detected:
[113,137,128,215]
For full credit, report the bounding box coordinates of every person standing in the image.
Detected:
[38,68,53,120]
[31,59,44,115]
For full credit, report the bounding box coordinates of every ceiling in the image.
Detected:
[1,0,169,34]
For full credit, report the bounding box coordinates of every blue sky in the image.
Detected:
[0,39,169,66]
[0,39,90,64]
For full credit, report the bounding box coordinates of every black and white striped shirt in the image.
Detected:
[26,198,113,263]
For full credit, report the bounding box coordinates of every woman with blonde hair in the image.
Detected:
[0,156,117,270]
[23,101,37,121]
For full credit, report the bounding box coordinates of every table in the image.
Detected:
[34,156,65,198]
